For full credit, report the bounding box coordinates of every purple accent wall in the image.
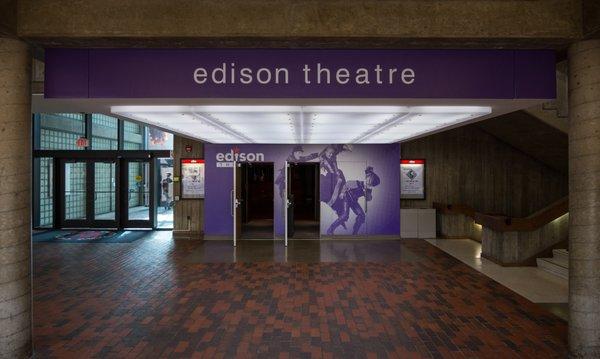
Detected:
[44,49,89,98]
[514,50,557,99]
[204,144,400,237]
[44,49,555,99]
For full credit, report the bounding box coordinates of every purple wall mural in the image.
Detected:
[204,144,400,237]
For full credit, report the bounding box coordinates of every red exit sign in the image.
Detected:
[401,159,425,164]
[76,137,89,148]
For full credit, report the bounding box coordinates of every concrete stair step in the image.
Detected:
[537,257,568,279]
[546,255,568,268]
[552,248,569,263]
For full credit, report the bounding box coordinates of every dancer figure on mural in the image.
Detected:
[319,144,352,207]
[275,145,319,198]
[326,166,381,235]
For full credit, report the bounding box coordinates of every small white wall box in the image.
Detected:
[401,208,436,239]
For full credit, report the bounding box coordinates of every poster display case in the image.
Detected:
[180,159,205,199]
[400,159,425,199]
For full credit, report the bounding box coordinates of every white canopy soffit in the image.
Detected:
[111,105,491,144]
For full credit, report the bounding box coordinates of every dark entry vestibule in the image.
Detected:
[240,162,275,239]
[288,162,320,239]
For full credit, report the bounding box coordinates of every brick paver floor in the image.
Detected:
[33,234,567,358]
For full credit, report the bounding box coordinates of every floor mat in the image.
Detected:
[33,230,150,243]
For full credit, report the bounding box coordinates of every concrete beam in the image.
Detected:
[0,0,17,37]
[584,0,600,38]
[17,0,583,48]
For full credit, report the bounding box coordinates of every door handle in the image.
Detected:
[364,175,368,213]
[230,190,234,216]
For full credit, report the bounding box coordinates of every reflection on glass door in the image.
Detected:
[64,161,87,221]
[127,161,150,221]
[157,158,174,229]
[94,162,116,220]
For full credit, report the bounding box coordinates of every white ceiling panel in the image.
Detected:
[111,105,492,144]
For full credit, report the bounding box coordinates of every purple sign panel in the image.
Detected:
[45,49,555,99]
[204,144,400,237]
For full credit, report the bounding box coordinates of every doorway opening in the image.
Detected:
[240,162,274,239]
[288,162,320,239]
[157,157,174,229]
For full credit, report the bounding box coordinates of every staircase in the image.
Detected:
[476,110,568,174]
[476,63,569,175]
[537,249,569,279]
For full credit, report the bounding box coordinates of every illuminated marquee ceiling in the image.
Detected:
[110,105,492,144]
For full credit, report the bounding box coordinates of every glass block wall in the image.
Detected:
[39,113,85,150]
[37,158,53,227]
[124,121,143,150]
[91,114,118,150]
[37,113,85,226]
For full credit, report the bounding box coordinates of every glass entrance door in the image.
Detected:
[94,162,117,222]
[61,159,118,228]
[122,160,154,228]
[63,161,87,225]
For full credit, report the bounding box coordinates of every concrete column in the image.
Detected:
[0,38,32,358]
[568,39,600,358]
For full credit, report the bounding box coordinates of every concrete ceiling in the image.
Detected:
[9,0,585,49]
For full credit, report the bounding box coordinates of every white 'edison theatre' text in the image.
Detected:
[193,63,415,86]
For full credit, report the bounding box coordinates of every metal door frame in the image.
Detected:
[120,158,155,229]
[232,161,240,246]
[284,161,289,246]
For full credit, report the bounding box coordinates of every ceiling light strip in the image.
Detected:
[302,110,312,143]
[351,113,412,144]
[299,110,304,143]
[191,111,255,143]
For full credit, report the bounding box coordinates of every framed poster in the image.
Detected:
[400,159,425,199]
[180,159,205,199]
